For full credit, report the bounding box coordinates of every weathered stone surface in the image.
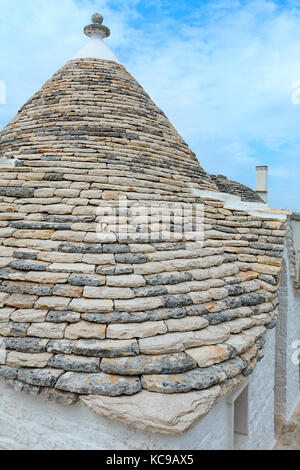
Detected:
[69,274,105,287]
[41,387,78,406]
[114,297,163,312]
[82,305,188,325]
[59,243,102,255]
[146,272,191,286]
[115,253,147,264]
[11,221,70,231]
[56,371,141,396]
[0,257,13,268]
[240,344,259,363]
[107,274,146,288]
[53,285,83,298]
[82,254,115,265]
[46,310,80,324]
[27,322,67,339]
[35,296,71,311]
[69,298,114,313]
[242,325,266,341]
[0,268,26,282]
[46,339,75,354]
[10,260,48,272]
[141,357,245,393]
[0,248,14,258]
[189,291,213,304]
[262,221,283,230]
[251,263,281,275]
[44,204,73,215]
[0,308,14,322]
[225,334,253,354]
[0,322,29,337]
[11,309,47,323]
[139,325,231,355]
[134,285,168,297]
[185,344,231,368]
[226,317,255,333]
[81,190,102,199]
[6,351,52,368]
[90,232,116,242]
[65,321,106,340]
[265,319,277,329]
[129,244,155,254]
[219,375,245,396]
[49,354,100,373]
[107,321,167,340]
[255,336,266,349]
[95,266,116,276]
[25,272,69,284]
[0,282,53,297]
[0,187,34,198]
[102,243,130,254]
[165,316,209,332]
[50,263,95,274]
[51,230,86,242]
[258,274,278,286]
[73,339,139,358]
[0,365,18,379]
[83,286,134,300]
[101,352,197,375]
[18,368,64,387]
[242,358,257,377]
[0,293,10,307]
[114,265,134,275]
[4,337,49,353]
[81,387,221,434]
[162,294,193,308]
[5,294,37,309]
[240,292,266,306]
[4,379,41,396]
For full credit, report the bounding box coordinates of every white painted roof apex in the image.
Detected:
[72,13,120,63]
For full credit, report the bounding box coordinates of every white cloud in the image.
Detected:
[1,0,300,210]
[123,1,300,209]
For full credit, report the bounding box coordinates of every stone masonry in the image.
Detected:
[0,56,286,425]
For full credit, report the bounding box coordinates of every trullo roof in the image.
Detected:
[0,14,286,434]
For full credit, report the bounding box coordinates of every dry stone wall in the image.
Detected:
[0,58,286,421]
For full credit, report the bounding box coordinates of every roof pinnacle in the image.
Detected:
[84,13,110,39]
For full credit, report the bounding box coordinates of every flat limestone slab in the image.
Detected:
[80,386,221,435]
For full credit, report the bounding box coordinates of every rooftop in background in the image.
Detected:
[210,174,264,203]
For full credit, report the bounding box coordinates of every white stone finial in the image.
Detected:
[73,12,119,62]
[92,13,103,24]
[84,13,110,39]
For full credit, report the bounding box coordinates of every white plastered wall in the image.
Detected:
[241,328,276,450]
[275,217,300,430]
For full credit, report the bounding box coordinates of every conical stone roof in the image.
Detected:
[0,15,286,434]
[0,58,216,193]
[210,174,265,203]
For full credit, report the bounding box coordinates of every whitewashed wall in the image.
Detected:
[276,218,300,429]
[243,328,276,450]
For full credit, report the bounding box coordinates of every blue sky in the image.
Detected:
[1,0,300,210]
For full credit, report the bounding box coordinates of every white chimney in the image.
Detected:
[256,166,268,203]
